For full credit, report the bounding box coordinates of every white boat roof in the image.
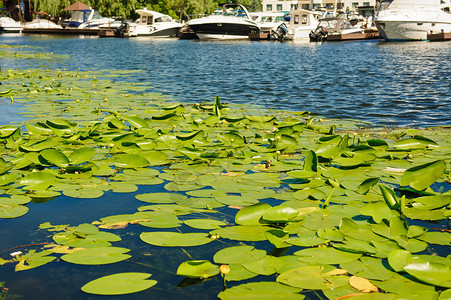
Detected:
[135,8,169,19]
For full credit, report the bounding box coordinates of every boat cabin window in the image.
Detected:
[301,14,308,24]
[294,15,299,25]
[141,15,153,25]
[91,10,102,20]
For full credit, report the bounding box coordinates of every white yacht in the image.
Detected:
[125,9,182,37]
[374,0,451,41]
[249,11,286,32]
[23,12,62,29]
[67,9,114,29]
[0,8,22,33]
[285,9,322,40]
[186,3,260,40]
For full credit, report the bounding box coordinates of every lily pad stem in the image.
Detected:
[322,188,335,209]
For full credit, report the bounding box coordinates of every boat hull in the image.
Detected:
[188,22,260,40]
[131,26,181,37]
[375,20,451,41]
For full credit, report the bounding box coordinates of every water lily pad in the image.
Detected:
[68,147,96,165]
[242,255,281,276]
[211,225,270,241]
[183,219,226,230]
[235,203,271,225]
[401,160,446,191]
[136,192,187,204]
[0,204,29,219]
[61,247,131,265]
[140,232,213,247]
[114,154,149,169]
[294,247,362,264]
[277,265,349,290]
[81,272,157,295]
[40,149,69,167]
[176,260,219,279]
[218,282,303,300]
[213,246,266,265]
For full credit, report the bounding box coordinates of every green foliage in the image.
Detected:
[1,48,451,299]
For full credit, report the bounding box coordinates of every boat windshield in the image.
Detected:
[376,0,393,12]
[70,11,89,22]
[91,10,103,20]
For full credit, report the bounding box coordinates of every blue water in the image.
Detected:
[0,35,451,299]
[1,34,450,127]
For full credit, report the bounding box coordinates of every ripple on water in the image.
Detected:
[1,36,450,127]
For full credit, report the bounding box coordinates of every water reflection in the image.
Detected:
[1,36,450,128]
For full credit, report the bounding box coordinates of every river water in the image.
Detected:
[0,35,450,299]
[1,34,451,127]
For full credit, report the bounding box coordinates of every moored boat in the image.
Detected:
[285,9,322,41]
[186,3,260,40]
[0,8,22,33]
[23,12,62,29]
[374,0,451,41]
[122,9,182,38]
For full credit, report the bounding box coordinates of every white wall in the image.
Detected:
[262,0,300,12]
[262,0,376,12]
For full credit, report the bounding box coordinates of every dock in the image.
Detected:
[249,31,270,41]
[427,31,451,41]
[326,30,381,42]
[22,28,100,35]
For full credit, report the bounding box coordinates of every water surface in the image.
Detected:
[1,35,450,127]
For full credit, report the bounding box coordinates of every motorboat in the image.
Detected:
[122,9,182,37]
[23,12,62,29]
[0,8,22,33]
[249,11,286,32]
[374,0,451,41]
[67,8,114,29]
[309,13,365,42]
[285,9,322,40]
[186,3,260,40]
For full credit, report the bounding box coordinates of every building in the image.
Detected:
[263,0,377,15]
[263,0,299,12]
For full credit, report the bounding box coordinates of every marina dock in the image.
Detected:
[427,31,451,41]
[22,28,100,35]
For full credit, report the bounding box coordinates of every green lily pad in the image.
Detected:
[61,247,131,265]
[183,219,227,230]
[211,225,271,242]
[0,204,29,219]
[114,154,149,169]
[136,192,188,204]
[294,247,362,264]
[140,232,213,247]
[213,246,266,265]
[40,149,69,167]
[176,260,219,279]
[277,265,349,290]
[403,257,451,288]
[68,147,96,165]
[235,203,271,225]
[401,160,446,191]
[218,282,303,300]
[81,272,157,295]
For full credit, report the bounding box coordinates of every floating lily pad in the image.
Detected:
[0,204,29,219]
[176,260,219,279]
[140,232,213,247]
[218,282,303,300]
[61,247,131,265]
[213,246,266,265]
[183,219,226,230]
[277,265,349,290]
[81,272,157,295]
